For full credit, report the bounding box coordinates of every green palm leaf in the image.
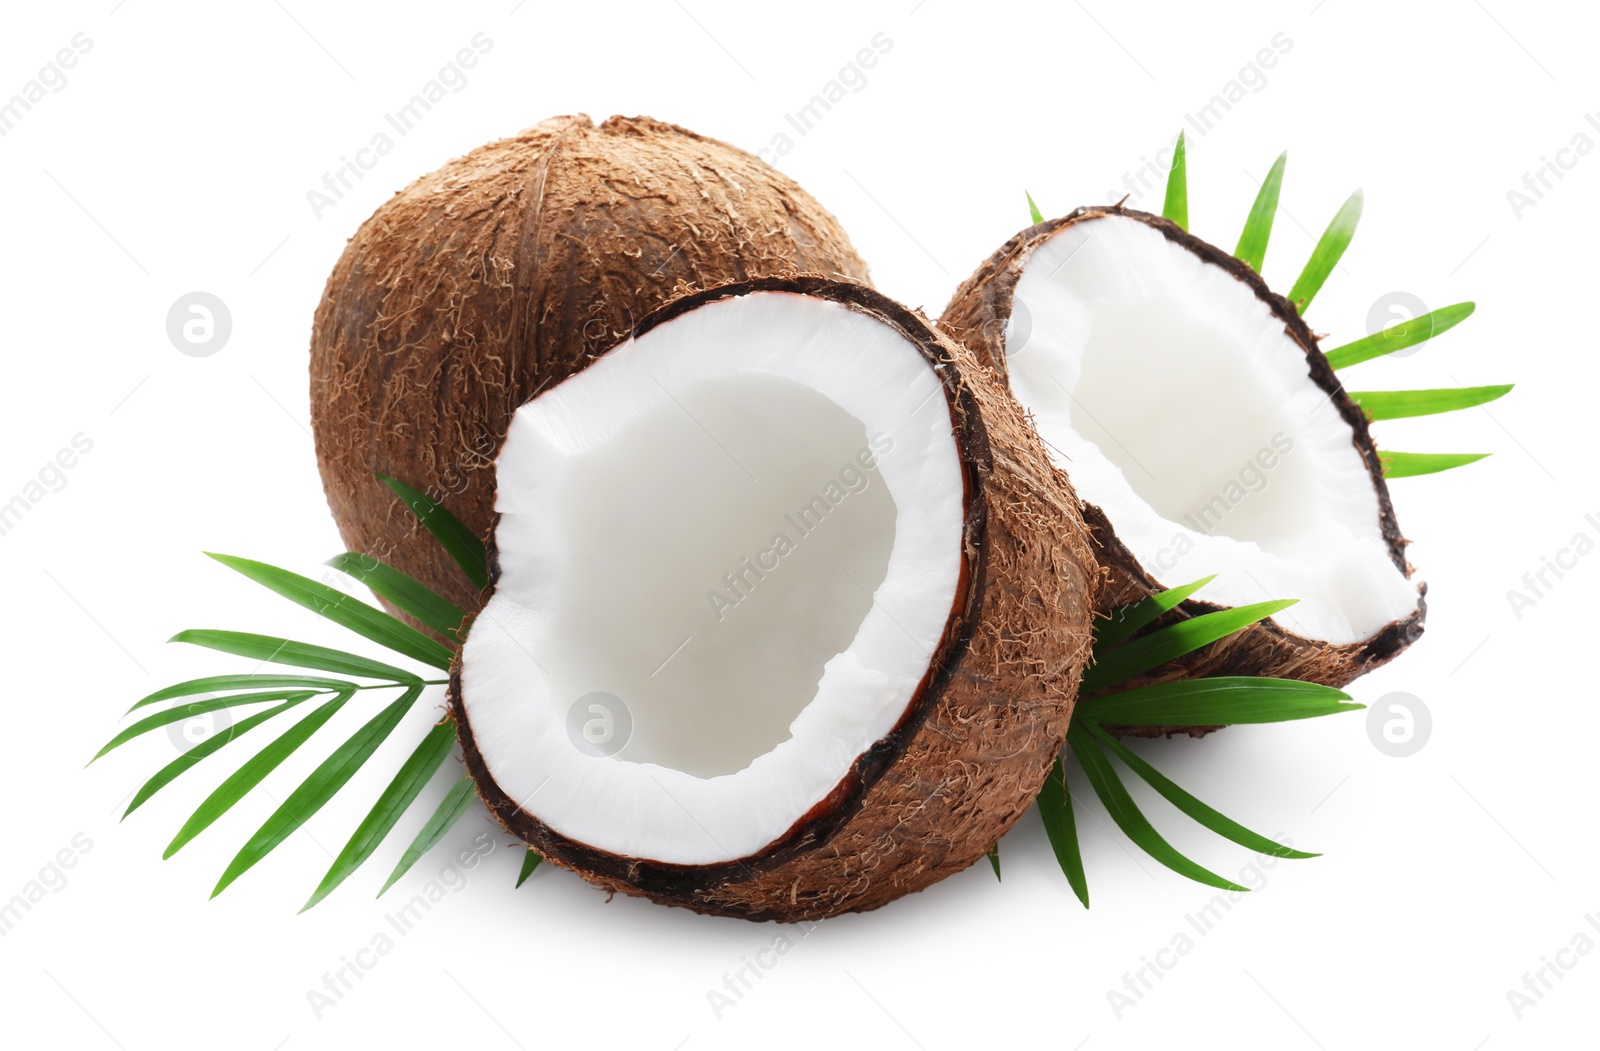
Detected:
[325,553,470,643]
[1323,302,1475,369]
[1350,385,1513,421]
[127,674,357,714]
[207,554,453,670]
[1079,676,1359,726]
[516,847,543,889]
[213,688,420,896]
[1234,151,1287,272]
[93,690,317,762]
[1083,723,1316,858]
[1288,189,1362,312]
[1381,450,1490,478]
[169,630,423,684]
[122,698,307,819]
[1026,190,1045,225]
[1094,575,1215,649]
[1069,725,1245,892]
[302,717,458,911]
[1037,756,1088,907]
[1162,131,1188,230]
[379,774,478,896]
[379,475,489,590]
[1080,600,1297,694]
[164,693,351,859]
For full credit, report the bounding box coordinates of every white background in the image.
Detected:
[0,1,1592,1047]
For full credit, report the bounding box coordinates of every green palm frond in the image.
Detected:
[107,476,509,909]
[1162,131,1188,230]
[1039,579,1363,908]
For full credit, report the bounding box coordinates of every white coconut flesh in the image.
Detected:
[458,292,966,865]
[1006,215,1417,645]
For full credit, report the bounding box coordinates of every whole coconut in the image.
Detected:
[310,114,871,619]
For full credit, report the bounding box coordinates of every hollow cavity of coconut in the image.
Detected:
[941,206,1423,731]
[450,277,1096,920]
[310,115,870,621]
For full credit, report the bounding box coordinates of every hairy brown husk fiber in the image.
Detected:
[310,115,870,621]
[452,277,1100,920]
[940,205,1424,735]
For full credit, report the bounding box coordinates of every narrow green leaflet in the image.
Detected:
[1381,451,1489,478]
[207,554,453,671]
[128,674,356,714]
[1026,190,1045,225]
[1093,575,1216,649]
[325,553,469,643]
[164,694,351,859]
[1079,676,1359,726]
[516,848,544,889]
[1234,150,1287,272]
[986,845,1001,882]
[379,475,489,590]
[170,630,423,684]
[1162,131,1188,230]
[379,774,478,896]
[1069,726,1246,892]
[93,690,317,762]
[214,690,419,897]
[1323,302,1475,369]
[1037,757,1088,907]
[1349,385,1513,421]
[1083,723,1316,859]
[1287,189,1362,312]
[123,698,307,819]
[302,716,457,911]
[1080,600,1297,694]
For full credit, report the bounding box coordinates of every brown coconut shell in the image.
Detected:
[450,277,1099,921]
[310,115,871,624]
[939,205,1425,737]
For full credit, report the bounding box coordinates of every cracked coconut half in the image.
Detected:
[942,206,1424,705]
[450,277,1097,920]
